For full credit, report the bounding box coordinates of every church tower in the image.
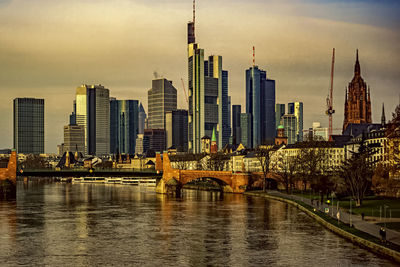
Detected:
[343,50,372,131]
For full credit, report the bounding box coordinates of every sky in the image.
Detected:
[0,0,399,153]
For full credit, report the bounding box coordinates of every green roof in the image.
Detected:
[278,125,284,129]
[212,127,217,142]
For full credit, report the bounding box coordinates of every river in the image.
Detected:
[0,181,396,266]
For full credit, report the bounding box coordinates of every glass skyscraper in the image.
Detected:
[275,103,285,128]
[165,109,188,152]
[76,84,110,156]
[148,78,177,130]
[245,66,276,147]
[13,98,44,154]
[282,114,297,145]
[240,113,252,148]
[110,99,139,154]
[232,105,241,145]
[288,102,303,142]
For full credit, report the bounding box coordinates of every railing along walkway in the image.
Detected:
[267,190,400,246]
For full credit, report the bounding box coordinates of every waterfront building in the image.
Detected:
[288,102,303,142]
[282,114,297,145]
[13,98,44,154]
[343,50,372,132]
[245,66,276,147]
[144,129,166,153]
[138,102,146,134]
[240,113,252,148]
[110,99,139,154]
[201,136,211,154]
[63,124,85,155]
[148,78,177,130]
[275,104,285,129]
[75,84,110,156]
[187,11,229,153]
[232,105,241,145]
[165,109,188,152]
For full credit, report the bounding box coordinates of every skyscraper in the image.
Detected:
[165,109,188,152]
[148,78,177,130]
[245,65,276,147]
[110,99,139,154]
[282,114,297,145]
[13,98,44,154]
[144,129,166,153]
[288,102,303,142]
[343,50,372,131]
[275,103,285,128]
[63,124,85,154]
[240,113,252,148]
[232,105,241,145]
[75,84,110,156]
[138,102,147,134]
[187,11,229,153]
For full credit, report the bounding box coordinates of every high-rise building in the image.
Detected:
[148,78,177,130]
[282,114,297,145]
[138,102,146,134]
[63,124,85,154]
[275,103,285,128]
[13,98,44,154]
[245,66,276,147]
[69,100,76,125]
[75,84,110,156]
[288,102,303,142]
[311,122,328,141]
[232,105,241,145]
[343,50,372,131]
[110,99,139,154]
[165,110,188,152]
[187,8,229,153]
[144,129,166,153]
[135,134,149,155]
[240,113,252,148]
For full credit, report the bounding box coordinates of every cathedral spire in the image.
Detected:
[354,49,361,76]
[381,103,386,126]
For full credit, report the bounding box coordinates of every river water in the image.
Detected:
[0,182,396,266]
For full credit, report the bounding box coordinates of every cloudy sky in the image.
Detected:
[0,0,399,152]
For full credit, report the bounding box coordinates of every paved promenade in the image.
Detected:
[266,190,400,247]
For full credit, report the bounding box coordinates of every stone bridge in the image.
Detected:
[155,153,250,195]
[0,150,17,199]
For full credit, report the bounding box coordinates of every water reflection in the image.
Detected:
[0,182,395,266]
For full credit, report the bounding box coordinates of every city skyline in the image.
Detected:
[0,0,399,152]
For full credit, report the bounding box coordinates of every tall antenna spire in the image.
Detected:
[253,46,255,67]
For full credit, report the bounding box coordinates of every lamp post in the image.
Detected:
[384,205,389,229]
[350,198,352,227]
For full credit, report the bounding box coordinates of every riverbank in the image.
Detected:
[245,191,400,263]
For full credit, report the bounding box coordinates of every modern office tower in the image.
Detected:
[288,102,303,142]
[75,84,110,156]
[282,114,297,144]
[245,66,276,147]
[144,129,166,153]
[148,78,177,130]
[135,134,149,155]
[110,99,139,154]
[63,124,85,154]
[311,122,329,141]
[165,110,188,152]
[13,98,44,154]
[138,102,146,134]
[275,104,285,128]
[232,105,241,145]
[228,96,232,132]
[343,50,372,131]
[240,113,252,148]
[187,9,229,153]
[70,100,76,125]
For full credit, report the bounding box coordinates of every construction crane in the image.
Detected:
[181,78,189,107]
[326,48,335,141]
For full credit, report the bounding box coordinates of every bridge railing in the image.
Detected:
[19,168,158,173]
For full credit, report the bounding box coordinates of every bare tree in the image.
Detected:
[278,155,297,194]
[207,152,230,171]
[340,135,377,206]
[255,145,279,192]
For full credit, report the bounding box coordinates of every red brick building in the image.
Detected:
[343,50,372,131]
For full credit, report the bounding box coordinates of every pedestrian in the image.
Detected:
[380,227,386,243]
[311,199,314,206]
[382,228,387,244]
[361,213,365,220]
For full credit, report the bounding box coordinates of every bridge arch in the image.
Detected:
[181,176,234,193]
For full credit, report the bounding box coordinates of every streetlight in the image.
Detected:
[350,198,352,227]
[384,205,389,229]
